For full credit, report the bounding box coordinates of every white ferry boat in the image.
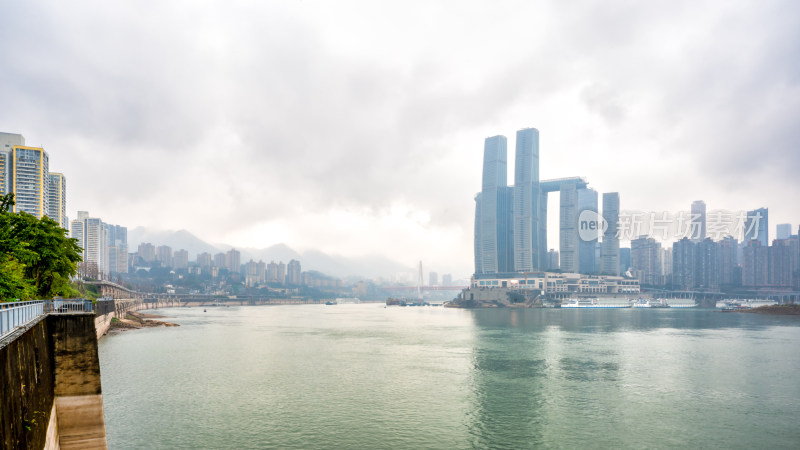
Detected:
[631,298,670,308]
[561,298,632,308]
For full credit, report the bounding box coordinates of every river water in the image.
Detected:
[99,305,800,449]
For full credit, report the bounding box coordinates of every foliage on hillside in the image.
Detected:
[0,193,82,301]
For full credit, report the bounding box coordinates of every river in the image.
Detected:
[99,305,800,449]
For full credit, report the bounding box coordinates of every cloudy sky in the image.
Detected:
[1,0,798,278]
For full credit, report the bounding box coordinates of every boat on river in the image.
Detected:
[561,298,632,308]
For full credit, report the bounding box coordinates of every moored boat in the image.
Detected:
[562,298,632,308]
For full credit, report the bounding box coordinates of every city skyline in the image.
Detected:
[2,1,799,277]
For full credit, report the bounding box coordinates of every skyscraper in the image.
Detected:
[690,200,706,242]
[631,237,662,286]
[559,184,578,273]
[672,238,695,290]
[601,192,620,275]
[513,128,540,272]
[47,172,67,228]
[744,207,768,246]
[742,240,768,286]
[718,236,739,286]
[11,146,49,218]
[577,188,598,274]
[0,132,25,195]
[696,238,719,290]
[475,135,512,274]
[776,223,792,240]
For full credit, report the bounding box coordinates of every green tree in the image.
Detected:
[0,193,82,300]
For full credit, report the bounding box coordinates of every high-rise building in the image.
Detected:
[696,238,719,290]
[442,274,452,286]
[0,132,25,195]
[547,249,560,270]
[104,223,127,275]
[672,237,720,290]
[743,207,769,246]
[690,200,706,242]
[513,128,541,272]
[278,261,286,284]
[70,213,115,278]
[672,238,695,290]
[287,259,302,285]
[196,252,212,267]
[173,249,189,269]
[776,223,792,240]
[138,243,156,262]
[156,245,173,267]
[114,243,128,274]
[47,173,67,228]
[601,192,620,275]
[475,135,512,274]
[267,261,279,282]
[661,247,673,278]
[82,217,106,279]
[577,188,598,274]
[718,236,739,286]
[742,240,768,286]
[631,237,662,286]
[559,184,578,273]
[11,146,49,218]
[256,260,267,283]
[213,252,226,268]
[620,247,631,274]
[429,272,438,286]
[226,248,241,273]
[70,218,85,254]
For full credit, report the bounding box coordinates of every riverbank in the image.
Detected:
[740,304,800,315]
[107,311,179,334]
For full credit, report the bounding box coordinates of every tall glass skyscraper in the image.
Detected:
[578,188,598,274]
[475,135,511,274]
[513,128,540,272]
[601,192,620,275]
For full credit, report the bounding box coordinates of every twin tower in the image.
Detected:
[474,128,620,277]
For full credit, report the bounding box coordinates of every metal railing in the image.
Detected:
[45,299,94,314]
[1,299,95,340]
[0,300,45,339]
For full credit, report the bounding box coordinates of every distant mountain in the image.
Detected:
[232,244,303,265]
[127,228,221,258]
[125,227,412,279]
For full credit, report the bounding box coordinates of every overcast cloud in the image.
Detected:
[1,0,799,278]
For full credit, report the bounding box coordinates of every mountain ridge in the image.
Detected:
[127,227,412,279]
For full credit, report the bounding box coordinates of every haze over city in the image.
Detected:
[2,0,799,277]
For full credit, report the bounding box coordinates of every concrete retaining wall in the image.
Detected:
[0,314,108,449]
[0,315,55,449]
